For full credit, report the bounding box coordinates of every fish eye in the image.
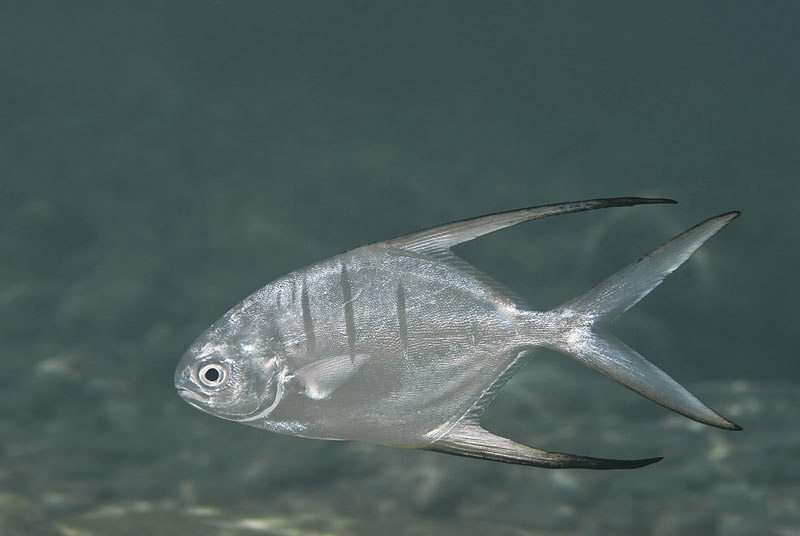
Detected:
[198,363,227,387]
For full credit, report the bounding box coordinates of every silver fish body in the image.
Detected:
[225,245,527,447]
[175,198,740,469]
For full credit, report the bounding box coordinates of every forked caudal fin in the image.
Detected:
[548,211,742,431]
[399,200,739,469]
[427,212,741,469]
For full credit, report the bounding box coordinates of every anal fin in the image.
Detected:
[425,420,661,470]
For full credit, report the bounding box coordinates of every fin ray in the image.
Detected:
[426,249,531,309]
[463,351,534,422]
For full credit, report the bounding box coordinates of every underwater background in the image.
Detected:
[1,2,797,535]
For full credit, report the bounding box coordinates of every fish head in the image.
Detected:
[174,313,280,422]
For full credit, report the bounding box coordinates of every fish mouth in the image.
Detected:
[176,387,210,405]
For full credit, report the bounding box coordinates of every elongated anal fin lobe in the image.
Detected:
[549,211,742,431]
[295,354,367,400]
[426,421,661,470]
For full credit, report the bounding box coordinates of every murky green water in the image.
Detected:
[1,2,797,534]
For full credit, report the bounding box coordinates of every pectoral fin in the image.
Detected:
[295,354,367,400]
[425,420,661,470]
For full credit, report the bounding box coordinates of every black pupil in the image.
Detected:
[204,367,220,382]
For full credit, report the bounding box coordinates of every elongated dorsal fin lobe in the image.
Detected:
[383,197,676,255]
[426,421,661,470]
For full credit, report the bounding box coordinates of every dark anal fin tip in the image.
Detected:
[721,419,743,432]
[618,456,664,470]
[568,455,664,470]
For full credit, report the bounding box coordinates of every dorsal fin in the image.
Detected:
[383,197,676,255]
[425,249,531,309]
[426,419,661,470]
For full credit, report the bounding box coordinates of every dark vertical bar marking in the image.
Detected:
[300,280,316,361]
[396,280,409,358]
[341,263,356,360]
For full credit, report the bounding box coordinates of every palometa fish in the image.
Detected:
[174,197,741,469]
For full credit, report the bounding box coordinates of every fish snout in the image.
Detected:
[174,365,210,406]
